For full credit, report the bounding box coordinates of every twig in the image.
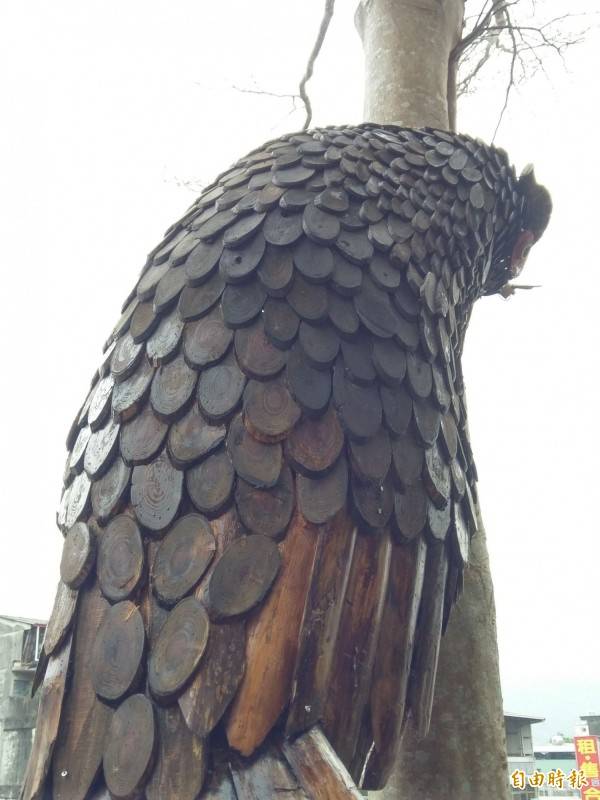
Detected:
[298,0,336,130]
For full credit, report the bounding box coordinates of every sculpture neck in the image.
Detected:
[355,0,464,130]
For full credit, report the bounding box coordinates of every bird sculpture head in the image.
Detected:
[484,162,552,295]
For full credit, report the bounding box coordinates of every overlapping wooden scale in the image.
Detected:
[234,317,287,379]
[120,402,168,465]
[186,447,234,516]
[91,456,131,522]
[197,356,246,422]
[220,231,266,282]
[235,466,295,539]
[349,428,392,484]
[88,375,114,431]
[297,455,349,526]
[61,471,92,531]
[97,515,144,602]
[152,513,216,606]
[103,694,156,800]
[147,308,184,365]
[263,298,299,349]
[423,440,451,508]
[242,378,300,442]
[221,279,266,327]
[129,301,159,343]
[227,413,282,488]
[44,581,78,656]
[229,747,308,800]
[60,522,95,589]
[69,425,91,474]
[150,354,197,421]
[91,600,145,701]
[298,321,340,369]
[183,305,232,369]
[168,404,226,468]
[351,472,394,529]
[111,355,153,421]
[84,417,120,479]
[148,596,210,700]
[131,450,183,533]
[285,404,344,476]
[286,344,332,416]
[333,360,381,440]
[153,267,188,313]
[111,333,143,382]
[287,275,328,323]
[178,271,226,321]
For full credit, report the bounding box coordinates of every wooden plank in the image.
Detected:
[52,584,113,800]
[21,635,73,800]
[286,510,356,735]
[230,748,307,800]
[282,727,362,800]
[322,531,391,768]
[226,511,319,756]
[146,704,207,800]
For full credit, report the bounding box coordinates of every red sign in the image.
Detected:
[575,736,600,799]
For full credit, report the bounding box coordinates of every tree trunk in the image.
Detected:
[355,2,511,798]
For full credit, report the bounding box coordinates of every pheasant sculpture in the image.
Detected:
[22,123,551,800]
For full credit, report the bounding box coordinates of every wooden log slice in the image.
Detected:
[197,360,246,422]
[285,404,344,477]
[340,338,376,384]
[21,636,72,800]
[412,397,441,447]
[129,301,159,343]
[381,385,413,437]
[186,448,235,516]
[63,471,92,531]
[185,237,223,285]
[91,456,131,523]
[332,364,382,441]
[220,231,266,282]
[111,356,154,422]
[178,272,225,321]
[393,484,428,541]
[170,232,202,265]
[332,251,362,296]
[146,309,184,366]
[146,705,207,800]
[243,379,300,442]
[234,466,294,539]
[69,425,91,474]
[234,318,287,379]
[302,204,341,246]
[103,693,156,800]
[298,321,340,369]
[257,244,295,295]
[439,411,458,461]
[88,375,114,432]
[84,417,120,480]
[230,748,308,800]
[351,473,394,529]
[391,433,423,488]
[426,497,451,541]
[183,307,233,368]
[153,267,187,313]
[178,619,246,738]
[450,500,469,565]
[168,404,226,469]
[263,209,303,247]
[223,215,266,249]
[328,292,359,338]
[349,428,392,484]
[97,515,145,602]
[110,333,143,383]
[406,352,433,399]
[286,345,332,416]
[44,581,78,656]
[287,275,328,323]
[297,456,349,525]
[263,298,300,349]
[372,339,407,386]
[293,237,334,281]
[221,280,267,328]
[227,414,283,488]
[91,600,145,701]
[152,514,216,606]
[60,522,95,589]
[150,354,197,422]
[206,534,281,619]
[136,262,169,300]
[423,442,451,509]
[148,596,210,700]
[131,450,183,533]
[120,403,168,466]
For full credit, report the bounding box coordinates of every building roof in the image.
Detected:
[0,614,47,626]
[534,743,576,755]
[505,711,545,724]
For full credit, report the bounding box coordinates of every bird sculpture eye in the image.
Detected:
[510,229,536,277]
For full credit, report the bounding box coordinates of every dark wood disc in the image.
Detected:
[372,339,407,386]
[340,338,376,384]
[60,522,95,589]
[153,267,187,313]
[297,455,349,524]
[170,232,202,265]
[393,484,428,541]
[412,397,441,447]
[84,418,120,480]
[263,208,303,247]
[234,319,287,379]
[287,275,328,323]
[349,427,392,484]
[150,354,197,421]
[186,448,234,516]
[406,352,433,399]
[336,228,374,266]
[120,404,169,466]
[298,322,340,369]
[103,693,156,800]
[89,460,129,522]
[381,384,413,436]
[178,272,225,321]
[136,262,169,300]
[97,515,145,602]
[197,360,246,422]
[185,237,223,285]
[426,497,451,541]
[242,379,300,442]
[111,356,154,422]
[194,208,236,240]
[131,450,183,533]
[285,404,344,476]
[257,245,295,297]
[328,292,359,337]
[206,535,281,619]
[227,414,282,489]
[286,345,332,416]
[111,333,144,382]
[222,214,266,249]
[293,238,334,282]
[220,232,266,282]
[221,280,267,328]
[263,298,300,349]
[91,600,145,701]
[302,204,340,246]
[62,471,92,531]
[146,309,184,366]
[69,425,91,474]
[423,442,451,509]
[168,404,226,468]
[391,432,424,488]
[129,301,159,343]
[333,364,382,440]
[152,514,216,606]
[179,620,246,738]
[439,412,458,461]
[351,472,394,529]
[234,466,294,539]
[88,375,114,432]
[183,307,233,368]
[44,581,78,655]
[332,251,362,296]
[353,276,400,339]
[148,596,210,700]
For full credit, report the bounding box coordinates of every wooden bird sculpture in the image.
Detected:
[22,124,551,800]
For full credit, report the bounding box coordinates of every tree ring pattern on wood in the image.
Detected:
[91,600,145,701]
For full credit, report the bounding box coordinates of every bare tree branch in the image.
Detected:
[298,0,336,130]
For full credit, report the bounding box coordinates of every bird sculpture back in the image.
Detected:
[22,123,551,800]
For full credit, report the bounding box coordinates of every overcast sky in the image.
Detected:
[1,0,598,744]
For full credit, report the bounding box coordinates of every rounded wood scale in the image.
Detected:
[24,124,550,800]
